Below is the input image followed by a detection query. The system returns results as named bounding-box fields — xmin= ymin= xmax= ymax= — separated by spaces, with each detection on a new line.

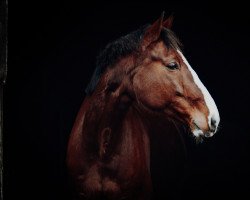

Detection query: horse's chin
xmin=191 ymin=126 xmax=204 ymax=143
xmin=190 ymin=122 xmax=216 ymax=143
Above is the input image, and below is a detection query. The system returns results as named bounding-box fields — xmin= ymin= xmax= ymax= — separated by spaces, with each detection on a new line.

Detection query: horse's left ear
xmin=163 ymin=15 xmax=174 ymax=29
xmin=141 ymin=12 xmax=164 ymax=51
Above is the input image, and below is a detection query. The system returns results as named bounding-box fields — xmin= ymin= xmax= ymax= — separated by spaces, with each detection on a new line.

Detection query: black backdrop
xmin=6 ymin=1 xmax=250 ymax=200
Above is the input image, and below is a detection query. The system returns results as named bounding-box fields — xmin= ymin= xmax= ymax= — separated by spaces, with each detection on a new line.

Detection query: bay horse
xmin=67 ymin=13 xmax=220 ymax=200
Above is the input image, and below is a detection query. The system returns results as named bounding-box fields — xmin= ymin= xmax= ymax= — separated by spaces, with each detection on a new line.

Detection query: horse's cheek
xmin=133 ymin=69 xmax=167 ymax=108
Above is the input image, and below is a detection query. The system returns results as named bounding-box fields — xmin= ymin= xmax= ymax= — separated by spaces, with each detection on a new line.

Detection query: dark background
xmin=5 ymin=1 xmax=250 ymax=199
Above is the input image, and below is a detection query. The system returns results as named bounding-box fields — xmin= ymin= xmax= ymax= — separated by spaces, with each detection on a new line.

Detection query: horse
xmin=66 ymin=13 xmax=220 ymax=200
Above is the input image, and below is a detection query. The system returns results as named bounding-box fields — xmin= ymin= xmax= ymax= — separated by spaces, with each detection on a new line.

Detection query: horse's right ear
xmin=141 ymin=13 xmax=164 ymax=51
xmin=163 ymin=15 xmax=174 ymax=29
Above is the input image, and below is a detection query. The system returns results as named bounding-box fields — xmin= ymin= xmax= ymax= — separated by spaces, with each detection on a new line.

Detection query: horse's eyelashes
xmin=166 ymin=62 xmax=179 ymax=70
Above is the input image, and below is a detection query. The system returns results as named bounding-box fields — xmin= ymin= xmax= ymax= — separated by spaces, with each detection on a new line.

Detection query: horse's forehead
xmin=151 ymin=41 xmax=167 ymax=54
xmin=150 ymin=41 xmax=177 ymax=59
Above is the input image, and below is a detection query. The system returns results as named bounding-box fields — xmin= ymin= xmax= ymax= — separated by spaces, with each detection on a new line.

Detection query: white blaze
xmin=177 ymin=50 xmax=220 ymax=133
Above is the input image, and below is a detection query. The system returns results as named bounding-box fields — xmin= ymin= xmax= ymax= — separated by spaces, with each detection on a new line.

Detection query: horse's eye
xmin=166 ymin=62 xmax=179 ymax=70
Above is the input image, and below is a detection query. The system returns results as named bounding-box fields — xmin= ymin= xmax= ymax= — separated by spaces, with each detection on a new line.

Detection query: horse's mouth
xmin=192 ymin=122 xmax=215 ymax=139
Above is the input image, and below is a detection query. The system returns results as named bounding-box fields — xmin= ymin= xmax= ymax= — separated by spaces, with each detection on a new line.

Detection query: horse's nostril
xmin=210 ymin=127 xmax=216 ymax=133
xmin=211 ymin=118 xmax=216 ymax=127
xmin=210 ymin=118 xmax=217 ymax=132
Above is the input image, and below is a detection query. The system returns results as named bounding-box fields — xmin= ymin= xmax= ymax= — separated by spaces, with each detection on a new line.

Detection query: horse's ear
xmin=141 ymin=12 xmax=164 ymax=51
xmin=163 ymin=15 xmax=174 ymax=29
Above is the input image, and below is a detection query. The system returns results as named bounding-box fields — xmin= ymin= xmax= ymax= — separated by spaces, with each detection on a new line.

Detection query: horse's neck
xmin=72 ymin=94 xmax=149 ymax=154
xmin=76 ymin=94 xmax=185 ymax=164
xmin=119 ymin=107 xmax=151 ymax=170
xmin=88 ymin=94 xmax=151 ymax=167
xmin=69 ymin=91 xmax=186 ymax=172
xmin=83 ymin=96 xmax=152 ymax=187
xmin=67 ymin=95 xmax=186 ymax=199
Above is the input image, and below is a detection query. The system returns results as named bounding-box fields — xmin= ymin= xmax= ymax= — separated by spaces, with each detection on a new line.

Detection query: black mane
xmin=85 ymin=25 xmax=181 ymax=95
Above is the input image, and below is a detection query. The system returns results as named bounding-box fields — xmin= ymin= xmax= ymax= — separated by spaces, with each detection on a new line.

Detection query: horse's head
xmin=86 ymin=13 xmax=220 ymax=139
xmin=131 ymin=14 xmax=220 ymax=138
